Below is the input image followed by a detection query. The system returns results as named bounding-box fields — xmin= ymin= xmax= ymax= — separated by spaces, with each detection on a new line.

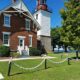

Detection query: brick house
xmin=0 ymin=0 xmax=40 ymax=55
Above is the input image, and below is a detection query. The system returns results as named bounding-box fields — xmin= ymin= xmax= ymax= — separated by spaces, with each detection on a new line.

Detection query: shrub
xmin=11 ymin=52 xmax=20 ymax=58
xmin=29 ymin=47 xmax=41 ymax=56
xmin=0 ymin=45 xmax=10 ymax=57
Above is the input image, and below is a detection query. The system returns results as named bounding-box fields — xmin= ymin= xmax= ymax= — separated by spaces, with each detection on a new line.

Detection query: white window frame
xmin=19 ymin=38 xmax=24 ymax=47
xmin=18 ymin=36 xmax=26 ymax=47
xmin=29 ymin=35 xmax=33 ymax=47
xmin=4 ymin=14 xmax=11 ymax=27
xmin=18 ymin=36 xmax=26 ymax=39
xmin=25 ymin=19 xmax=30 ymax=31
xmin=3 ymin=32 xmax=10 ymax=46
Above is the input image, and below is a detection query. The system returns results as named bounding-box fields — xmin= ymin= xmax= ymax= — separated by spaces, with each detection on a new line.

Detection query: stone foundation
xmin=37 ymin=35 xmax=52 ymax=53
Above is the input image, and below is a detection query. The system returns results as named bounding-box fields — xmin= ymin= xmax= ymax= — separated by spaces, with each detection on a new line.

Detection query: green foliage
xmin=10 ymin=52 xmax=20 ymax=58
xmin=29 ymin=47 xmax=41 ymax=56
xmin=51 ymin=27 xmax=63 ymax=50
xmin=60 ymin=0 xmax=80 ymax=50
xmin=0 ymin=45 xmax=10 ymax=57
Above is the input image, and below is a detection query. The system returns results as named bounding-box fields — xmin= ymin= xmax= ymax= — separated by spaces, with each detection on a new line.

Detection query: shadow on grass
xmin=9 ymin=67 xmax=50 ymax=76
xmin=9 ymin=72 xmax=23 ymax=76
xmin=70 ymin=57 xmax=80 ymax=59
xmin=54 ymin=52 xmax=64 ymax=54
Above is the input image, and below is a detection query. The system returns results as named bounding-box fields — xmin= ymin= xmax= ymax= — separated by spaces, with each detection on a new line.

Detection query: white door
xmin=18 ymin=36 xmax=26 ymax=55
xmin=19 ymin=38 xmax=24 ymax=48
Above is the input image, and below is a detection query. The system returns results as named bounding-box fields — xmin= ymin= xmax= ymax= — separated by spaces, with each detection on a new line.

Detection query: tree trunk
xmin=64 ymin=45 xmax=67 ymax=52
xmin=76 ymin=50 xmax=79 ymax=59
xmin=52 ymin=46 xmax=54 ymax=51
xmin=58 ymin=46 xmax=59 ymax=52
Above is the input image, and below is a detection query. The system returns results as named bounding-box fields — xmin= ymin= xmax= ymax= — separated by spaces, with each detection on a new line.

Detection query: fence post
xmin=45 ymin=59 xmax=47 ymax=69
xmin=61 ymin=54 xmax=63 ymax=59
xmin=68 ymin=58 xmax=70 ymax=65
xmin=8 ymin=61 xmax=12 ymax=76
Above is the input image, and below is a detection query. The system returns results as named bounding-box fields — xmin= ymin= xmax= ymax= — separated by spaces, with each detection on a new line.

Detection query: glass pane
xmin=5 ymin=21 xmax=10 ymax=25
xmin=26 ymin=20 xmax=30 ymax=30
xmin=4 ymin=40 xmax=8 ymax=44
xmin=20 ymin=39 xmax=23 ymax=46
xmin=5 ymin=16 xmax=9 ymax=20
xmin=4 ymin=34 xmax=8 ymax=39
xmin=29 ymin=37 xmax=32 ymax=46
xmin=4 ymin=16 xmax=10 ymax=26
xmin=3 ymin=34 xmax=9 ymax=44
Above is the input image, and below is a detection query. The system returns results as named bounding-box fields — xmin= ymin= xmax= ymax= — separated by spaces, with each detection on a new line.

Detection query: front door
xmin=19 ymin=38 xmax=24 ymax=48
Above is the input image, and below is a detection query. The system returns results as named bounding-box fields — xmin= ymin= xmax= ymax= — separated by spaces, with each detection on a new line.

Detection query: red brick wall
xmin=0 ymin=7 xmax=37 ymax=51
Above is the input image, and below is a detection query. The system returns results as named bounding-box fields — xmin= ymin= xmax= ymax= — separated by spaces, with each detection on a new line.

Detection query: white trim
xmin=3 ymin=32 xmax=10 ymax=46
xmin=25 ymin=19 xmax=31 ymax=21
xmin=29 ymin=35 xmax=33 ymax=37
xmin=29 ymin=35 xmax=33 ymax=47
xmin=4 ymin=13 xmax=11 ymax=27
xmin=2 ymin=32 xmax=11 ymax=35
xmin=4 ymin=13 xmax=11 ymax=17
xmin=18 ymin=36 xmax=26 ymax=39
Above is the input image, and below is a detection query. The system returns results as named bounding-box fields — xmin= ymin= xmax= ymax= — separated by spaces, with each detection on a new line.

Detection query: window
xmin=19 ymin=39 xmax=24 ymax=47
xmin=4 ymin=14 xmax=11 ymax=27
xmin=29 ymin=35 xmax=33 ymax=47
xmin=40 ymin=0 xmax=46 ymax=4
xmin=18 ymin=36 xmax=25 ymax=47
xmin=36 ymin=14 xmax=38 ymax=20
xmin=25 ymin=19 xmax=30 ymax=30
xmin=3 ymin=32 xmax=10 ymax=46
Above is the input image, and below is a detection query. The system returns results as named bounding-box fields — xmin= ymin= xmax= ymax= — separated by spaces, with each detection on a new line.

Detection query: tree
xmin=51 ymin=27 xmax=63 ymax=51
xmin=60 ymin=0 xmax=80 ymax=57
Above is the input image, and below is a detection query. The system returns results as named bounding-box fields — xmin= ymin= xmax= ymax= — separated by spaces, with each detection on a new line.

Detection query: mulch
xmin=0 ymin=57 xmax=11 ymax=60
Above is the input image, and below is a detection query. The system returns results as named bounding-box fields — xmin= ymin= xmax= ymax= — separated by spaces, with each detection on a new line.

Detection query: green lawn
xmin=0 ymin=53 xmax=80 ymax=80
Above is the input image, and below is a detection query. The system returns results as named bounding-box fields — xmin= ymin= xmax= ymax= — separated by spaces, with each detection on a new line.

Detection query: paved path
xmin=0 ymin=73 xmax=4 ymax=80
xmin=0 ymin=56 xmax=55 ymax=62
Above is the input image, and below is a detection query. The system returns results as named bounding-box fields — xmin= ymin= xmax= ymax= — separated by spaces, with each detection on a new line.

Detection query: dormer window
xmin=4 ymin=14 xmax=11 ymax=27
xmin=25 ymin=19 xmax=30 ymax=31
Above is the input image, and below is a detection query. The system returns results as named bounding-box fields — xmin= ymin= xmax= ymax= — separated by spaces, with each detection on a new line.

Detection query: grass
xmin=0 ymin=53 xmax=80 ymax=80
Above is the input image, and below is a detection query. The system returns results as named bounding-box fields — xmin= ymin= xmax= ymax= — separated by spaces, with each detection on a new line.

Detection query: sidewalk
xmin=0 ymin=56 xmax=55 ymax=62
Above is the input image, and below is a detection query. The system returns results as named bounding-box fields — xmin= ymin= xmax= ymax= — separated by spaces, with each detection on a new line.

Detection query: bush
xmin=0 ymin=45 xmax=10 ymax=57
xmin=11 ymin=52 xmax=20 ymax=58
xmin=29 ymin=47 xmax=41 ymax=56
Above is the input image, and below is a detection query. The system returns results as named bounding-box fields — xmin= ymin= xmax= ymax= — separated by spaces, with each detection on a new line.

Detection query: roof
xmin=0 ymin=0 xmax=40 ymax=30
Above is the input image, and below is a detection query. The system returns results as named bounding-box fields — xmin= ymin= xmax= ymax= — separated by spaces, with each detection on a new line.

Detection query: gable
xmin=0 ymin=0 xmax=40 ymax=30
xmin=12 ymin=0 xmax=28 ymax=12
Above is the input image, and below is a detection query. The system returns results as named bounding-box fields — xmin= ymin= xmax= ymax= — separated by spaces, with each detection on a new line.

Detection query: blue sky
xmin=0 ymin=0 xmax=65 ymax=28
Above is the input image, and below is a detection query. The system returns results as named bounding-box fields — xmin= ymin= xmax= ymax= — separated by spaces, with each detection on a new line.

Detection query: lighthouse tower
xmin=34 ymin=0 xmax=52 ymax=52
